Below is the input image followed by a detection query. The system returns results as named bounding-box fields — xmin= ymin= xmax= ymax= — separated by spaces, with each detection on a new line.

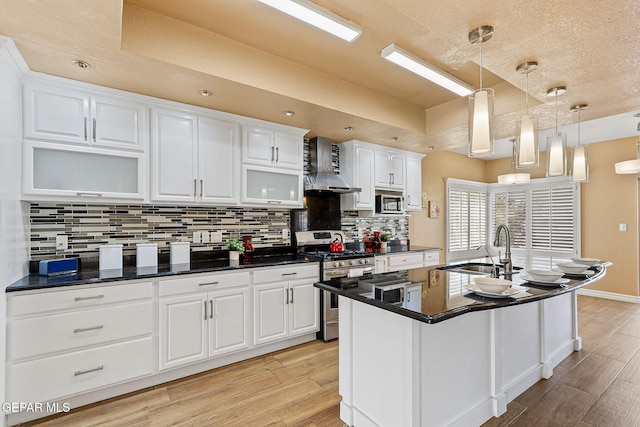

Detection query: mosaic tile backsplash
xmin=341 ymin=211 xmax=409 ymax=242
xmin=30 ymin=203 xmax=291 ymax=261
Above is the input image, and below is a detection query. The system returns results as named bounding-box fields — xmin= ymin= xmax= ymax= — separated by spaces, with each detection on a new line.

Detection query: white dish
xmin=526 ymin=269 xmax=564 ymax=282
xmin=464 ymin=284 xmax=520 ymax=298
xmin=556 ymin=262 xmax=590 ymax=274
xmin=473 ymin=277 xmax=512 ymax=293
xmin=570 ymin=257 xmax=600 ymax=266
xmin=552 ymin=268 xmax=593 ymax=277
xmin=520 ymin=273 xmax=571 ymax=287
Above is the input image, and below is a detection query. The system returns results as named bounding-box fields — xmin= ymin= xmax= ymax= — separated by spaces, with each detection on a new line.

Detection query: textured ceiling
xmin=0 ymin=0 xmax=639 ymax=157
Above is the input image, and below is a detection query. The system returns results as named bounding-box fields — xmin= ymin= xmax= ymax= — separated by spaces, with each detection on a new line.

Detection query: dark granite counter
xmin=315 ymin=263 xmax=608 ymax=324
xmin=8 ymin=249 xmax=314 ymax=292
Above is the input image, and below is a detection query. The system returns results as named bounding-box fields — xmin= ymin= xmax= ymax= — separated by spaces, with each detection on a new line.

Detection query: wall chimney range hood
xmin=304 ymin=137 xmax=361 ymax=193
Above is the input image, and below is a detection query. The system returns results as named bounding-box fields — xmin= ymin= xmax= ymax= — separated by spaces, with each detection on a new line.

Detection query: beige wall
xmin=410 ymin=137 xmax=640 ymax=297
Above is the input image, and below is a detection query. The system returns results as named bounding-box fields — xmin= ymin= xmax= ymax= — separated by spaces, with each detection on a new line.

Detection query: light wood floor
xmin=21 ymin=295 xmax=640 ymax=427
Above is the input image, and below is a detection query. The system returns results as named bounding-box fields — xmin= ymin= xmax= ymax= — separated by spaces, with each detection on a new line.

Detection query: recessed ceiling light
xmin=199 ymin=90 xmax=213 ymax=97
xmin=428 ymin=145 xmax=436 ymax=150
xmin=256 ymin=0 xmax=361 ymax=42
xmin=283 ymin=110 xmax=295 ymax=116
xmin=344 ymin=126 xmax=353 ymax=131
xmin=391 ymin=137 xmax=399 ymax=141
xmin=72 ymin=59 xmax=91 ymax=69
xmin=381 ymin=44 xmax=473 ymax=96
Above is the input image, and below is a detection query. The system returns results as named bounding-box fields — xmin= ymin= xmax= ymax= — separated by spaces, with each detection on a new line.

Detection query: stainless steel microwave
xmin=375 ymin=193 xmax=404 ymax=214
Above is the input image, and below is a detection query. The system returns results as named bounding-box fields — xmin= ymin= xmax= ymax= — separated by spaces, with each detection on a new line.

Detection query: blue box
xmin=39 ymin=258 xmax=78 ymax=276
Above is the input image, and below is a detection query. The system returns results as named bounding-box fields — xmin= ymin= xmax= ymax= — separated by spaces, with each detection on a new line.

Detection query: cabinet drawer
xmin=388 ymin=253 xmax=424 ymax=268
xmin=423 ymin=251 xmax=440 ymax=266
xmin=253 ymin=263 xmax=319 ymax=285
xmin=8 ymin=282 xmax=152 ymax=317
xmin=8 ymin=337 xmax=152 ymax=403
xmin=8 ymin=301 xmax=152 ymax=361
xmin=159 ymin=271 xmax=250 ymax=297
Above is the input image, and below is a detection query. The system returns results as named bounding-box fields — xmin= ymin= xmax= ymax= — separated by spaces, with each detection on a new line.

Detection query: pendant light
xmin=570 ymin=104 xmax=588 ymax=182
xmin=516 ymin=62 xmax=539 ymax=168
xmin=468 ymin=25 xmax=494 ymax=158
xmin=498 ymin=138 xmax=531 ymax=184
xmin=615 ymin=114 xmax=640 ymax=174
xmin=546 ymin=86 xmax=567 ymax=176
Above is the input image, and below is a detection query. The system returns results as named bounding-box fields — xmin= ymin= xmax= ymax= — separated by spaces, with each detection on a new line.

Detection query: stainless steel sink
xmin=437 ymin=262 xmax=522 ymax=276
xmin=456 ymin=264 xmax=498 ymax=274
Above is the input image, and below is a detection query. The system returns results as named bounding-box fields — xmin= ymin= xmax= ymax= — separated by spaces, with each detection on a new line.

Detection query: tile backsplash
xmin=30 ymin=203 xmax=291 ymax=261
xmin=341 ymin=211 xmax=409 ymax=242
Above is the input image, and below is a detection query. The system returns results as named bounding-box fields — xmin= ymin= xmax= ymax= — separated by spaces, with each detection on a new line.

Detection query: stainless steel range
xmin=296 ymin=230 xmax=375 ymax=341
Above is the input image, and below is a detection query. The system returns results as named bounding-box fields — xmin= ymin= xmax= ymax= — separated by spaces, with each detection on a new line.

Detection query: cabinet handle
xmin=267 ymin=200 xmax=282 ymax=204
xmin=282 ymin=272 xmax=297 ymax=276
xmin=290 ymin=288 xmax=294 ymax=304
xmin=74 ymin=325 xmax=104 ymax=333
xmin=92 ymin=118 xmax=96 ymax=142
xmin=200 ymin=179 xmax=203 ymax=197
xmin=84 ymin=117 xmax=88 ymax=141
xmin=75 ymin=294 xmax=104 ymax=301
xmin=391 ymin=172 xmax=395 ymax=184
xmin=76 ymin=192 xmax=103 ymax=197
xmin=199 ymin=281 xmax=219 ymax=286
xmin=407 ymin=195 xmax=410 ymax=206
xmin=204 ymin=300 xmax=208 ymax=320
xmin=285 ymin=289 xmax=289 ymax=305
xmin=74 ymin=365 xmax=104 ymax=376
xmin=271 ymin=146 xmax=275 ymax=162
xmin=210 ymin=300 xmax=213 ymax=319
xmin=276 ymin=146 xmax=279 ymax=163
xmin=194 ymin=179 xmax=197 ymax=196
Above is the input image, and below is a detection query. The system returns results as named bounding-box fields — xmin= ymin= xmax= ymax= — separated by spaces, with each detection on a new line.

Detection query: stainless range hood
xmin=304 ymin=137 xmax=361 ymax=193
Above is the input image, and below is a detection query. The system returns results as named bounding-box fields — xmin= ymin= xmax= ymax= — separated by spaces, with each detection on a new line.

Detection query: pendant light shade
xmin=468 ymin=25 xmax=494 ymax=158
xmin=516 ymin=62 xmax=539 ymax=168
xmin=570 ymin=104 xmax=589 ymax=182
xmin=546 ymin=86 xmax=567 ymax=177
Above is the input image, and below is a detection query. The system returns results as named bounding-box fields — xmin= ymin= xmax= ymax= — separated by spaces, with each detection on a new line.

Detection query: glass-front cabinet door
xmin=242 ymin=166 xmax=303 ymax=207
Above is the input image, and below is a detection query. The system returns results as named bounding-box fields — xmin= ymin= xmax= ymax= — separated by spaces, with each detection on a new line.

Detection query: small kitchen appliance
xmin=375 ymin=193 xmax=405 ymax=214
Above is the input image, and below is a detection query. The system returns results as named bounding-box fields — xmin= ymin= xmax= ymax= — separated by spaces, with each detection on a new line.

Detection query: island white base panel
xmin=338 ymin=292 xmax=579 ymax=427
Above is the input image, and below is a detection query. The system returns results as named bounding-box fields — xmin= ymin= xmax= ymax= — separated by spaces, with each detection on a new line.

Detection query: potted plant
xmin=379 ymin=233 xmax=391 ymax=250
xmin=226 ymin=238 xmax=244 ymax=261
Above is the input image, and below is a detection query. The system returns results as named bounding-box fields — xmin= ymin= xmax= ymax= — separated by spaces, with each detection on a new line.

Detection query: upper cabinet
xmin=24 ymin=82 xmax=146 ymax=151
xmin=375 ymin=149 xmax=406 ymax=190
xmin=150 ymin=108 xmax=240 ymax=205
xmin=339 ymin=140 xmax=375 ymax=211
xmin=242 ymin=126 xmax=303 ymax=170
xmin=339 ymin=139 xmax=424 ymax=213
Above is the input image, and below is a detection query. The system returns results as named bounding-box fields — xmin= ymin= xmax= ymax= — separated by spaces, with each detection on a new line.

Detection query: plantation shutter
xmin=531 ymin=185 xmax=575 ymax=253
xmin=491 ymin=190 xmax=526 ymax=249
xmin=446 ymin=179 xmax=487 ymax=261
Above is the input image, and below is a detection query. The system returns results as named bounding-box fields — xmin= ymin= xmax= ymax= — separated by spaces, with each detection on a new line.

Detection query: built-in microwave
xmin=375 ymin=193 xmax=404 ymax=214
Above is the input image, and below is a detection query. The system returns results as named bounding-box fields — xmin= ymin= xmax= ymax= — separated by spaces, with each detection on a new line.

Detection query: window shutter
xmin=447 ymin=185 xmax=486 ymax=254
xmin=531 ymin=185 xmax=575 ymax=253
xmin=491 ymin=190 xmax=526 ymax=249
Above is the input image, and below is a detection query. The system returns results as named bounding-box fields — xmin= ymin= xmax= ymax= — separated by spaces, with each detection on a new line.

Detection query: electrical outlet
xmin=210 ymin=231 xmax=222 ymax=243
xmin=192 ymin=231 xmax=201 ymax=244
xmin=282 ymin=228 xmax=290 ymax=240
xmin=56 ymin=235 xmax=68 ymax=251
xmin=201 ymin=231 xmax=210 ymax=243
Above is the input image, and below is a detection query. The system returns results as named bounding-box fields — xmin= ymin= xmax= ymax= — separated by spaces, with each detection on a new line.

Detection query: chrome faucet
xmin=476 ymin=245 xmax=499 ymax=278
xmin=494 ymin=224 xmax=513 ymax=280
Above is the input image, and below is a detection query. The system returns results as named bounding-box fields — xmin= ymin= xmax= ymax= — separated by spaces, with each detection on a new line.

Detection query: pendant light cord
xmin=525 ymin=72 xmax=529 ymax=114
xmin=554 ymin=91 xmax=558 ymax=132
xmin=479 ymin=40 xmax=483 ymax=90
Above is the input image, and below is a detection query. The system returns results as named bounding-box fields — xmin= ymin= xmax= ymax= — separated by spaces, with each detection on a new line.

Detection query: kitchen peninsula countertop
xmin=315 ymin=262 xmax=608 ymax=324
xmin=8 ymin=249 xmax=313 ymax=292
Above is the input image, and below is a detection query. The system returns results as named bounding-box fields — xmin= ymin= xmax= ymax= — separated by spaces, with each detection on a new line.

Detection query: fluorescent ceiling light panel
xmin=381 ymin=44 xmax=473 ymax=96
xmin=256 ymin=0 xmax=362 ymax=42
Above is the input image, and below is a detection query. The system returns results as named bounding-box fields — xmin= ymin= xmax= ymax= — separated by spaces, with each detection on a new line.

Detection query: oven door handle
xmin=325 ymin=320 xmax=339 ymax=325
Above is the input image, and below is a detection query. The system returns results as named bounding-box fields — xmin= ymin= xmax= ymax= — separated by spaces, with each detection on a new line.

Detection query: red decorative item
xmin=241 ymin=236 xmax=254 ymax=264
xmin=329 ymin=234 xmax=344 ymax=253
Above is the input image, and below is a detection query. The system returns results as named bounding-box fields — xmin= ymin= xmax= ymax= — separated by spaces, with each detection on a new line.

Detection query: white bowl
xmin=473 ymin=277 xmax=512 ymax=293
xmin=556 ymin=262 xmax=590 ymax=274
xmin=526 ymin=269 xmax=564 ymax=282
xmin=570 ymin=257 xmax=600 ymax=266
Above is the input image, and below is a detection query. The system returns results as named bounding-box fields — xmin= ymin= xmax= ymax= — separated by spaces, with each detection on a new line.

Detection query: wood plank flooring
xmin=20 ymin=295 xmax=640 ymax=427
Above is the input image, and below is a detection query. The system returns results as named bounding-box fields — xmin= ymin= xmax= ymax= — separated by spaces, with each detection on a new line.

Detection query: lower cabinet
xmin=158 ymin=271 xmax=250 ymax=371
xmin=253 ymin=264 xmax=319 ymax=346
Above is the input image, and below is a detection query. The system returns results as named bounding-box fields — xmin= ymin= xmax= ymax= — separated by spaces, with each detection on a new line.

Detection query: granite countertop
xmin=8 ymin=249 xmax=313 ymax=293
xmin=315 ymin=263 xmax=609 ymax=324
xmin=379 ymin=245 xmax=441 ymax=254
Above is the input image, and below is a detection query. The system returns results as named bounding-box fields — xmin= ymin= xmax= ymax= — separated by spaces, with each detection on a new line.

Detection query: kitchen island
xmin=315 ymin=263 xmax=608 ymax=427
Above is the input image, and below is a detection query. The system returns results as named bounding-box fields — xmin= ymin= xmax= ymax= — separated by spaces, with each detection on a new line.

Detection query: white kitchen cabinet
xmin=151 ymin=108 xmax=239 ymax=204
xmin=253 ymin=264 xmax=319 ymax=346
xmin=375 ymin=250 xmax=440 ymax=273
xmin=6 ymin=281 xmax=153 ymax=404
xmin=241 ymin=165 xmax=303 ymax=207
xmin=405 ymin=154 xmax=425 ymax=211
xmin=339 ymin=140 xmax=375 ymax=210
xmin=158 ymin=271 xmax=251 ymax=370
xmin=23 ymin=140 xmax=145 ymax=201
xmin=375 ymin=150 xmax=405 ymax=190
xmin=24 ymin=81 xmax=146 ymax=151
xmin=403 ymin=283 xmax=422 ymax=311
xmin=242 ymin=126 xmax=303 ymax=170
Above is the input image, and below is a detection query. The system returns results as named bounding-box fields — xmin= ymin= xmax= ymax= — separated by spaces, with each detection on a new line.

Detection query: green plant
xmin=379 ymin=233 xmax=391 ymax=242
xmin=226 ymin=238 xmax=244 ymax=253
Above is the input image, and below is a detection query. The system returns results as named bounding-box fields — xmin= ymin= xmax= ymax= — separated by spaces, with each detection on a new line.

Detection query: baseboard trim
xmin=578 ymin=288 xmax=640 ymax=303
